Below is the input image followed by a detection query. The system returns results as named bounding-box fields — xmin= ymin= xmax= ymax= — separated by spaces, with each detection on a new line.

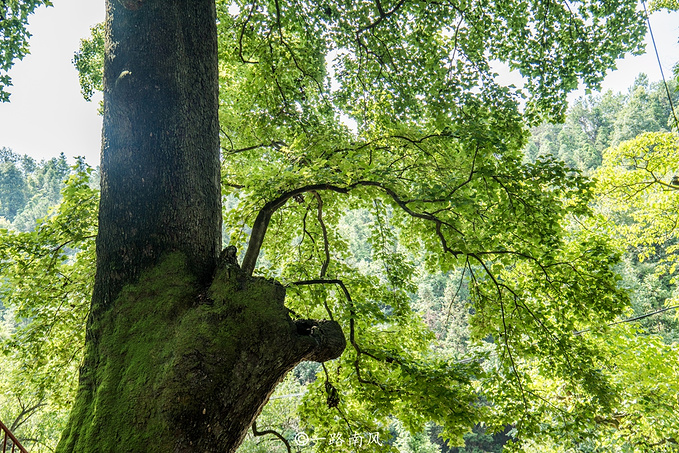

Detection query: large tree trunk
xmin=95 ymin=0 xmax=221 ymax=301
xmin=56 ymin=1 xmax=345 ymax=451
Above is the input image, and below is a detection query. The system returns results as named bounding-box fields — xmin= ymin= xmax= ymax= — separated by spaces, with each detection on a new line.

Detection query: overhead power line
xmin=643 ymin=1 xmax=679 ymax=130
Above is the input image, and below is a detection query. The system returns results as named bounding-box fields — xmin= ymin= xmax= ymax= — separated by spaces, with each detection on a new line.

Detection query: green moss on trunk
xmin=57 ymin=253 xmax=345 ymax=452
xmin=57 ymin=253 xmax=198 ymax=452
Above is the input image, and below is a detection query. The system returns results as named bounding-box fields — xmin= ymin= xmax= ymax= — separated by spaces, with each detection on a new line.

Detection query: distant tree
xmin=394 ymin=422 xmax=441 ymax=453
xmin=585 ymin=131 xmax=679 ymax=449
xmin=523 ymin=122 xmax=562 ymax=163
xmin=557 ymin=92 xmax=625 ymax=171
xmin=7 ymin=153 xmax=71 ymax=232
xmin=0 ymin=147 xmax=19 ymax=163
xmin=617 ymin=256 xmax=679 ymax=343
xmin=525 ymin=76 xmax=677 ymax=172
xmin=0 ymin=166 xmax=97 ymax=452
xmin=610 ymin=75 xmax=676 ymax=145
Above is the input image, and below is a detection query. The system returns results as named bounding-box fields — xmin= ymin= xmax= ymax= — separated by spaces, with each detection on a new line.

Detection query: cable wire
xmin=643 ymin=1 xmax=679 ymax=130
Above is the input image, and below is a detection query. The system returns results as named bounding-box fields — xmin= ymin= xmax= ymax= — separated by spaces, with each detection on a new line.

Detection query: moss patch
xmin=57 ymin=255 xmax=306 ymax=452
xmin=57 ymin=252 xmax=199 ymax=452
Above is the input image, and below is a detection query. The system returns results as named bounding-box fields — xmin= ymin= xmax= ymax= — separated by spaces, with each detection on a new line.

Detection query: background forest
xmin=1 ymin=70 xmax=679 ymax=452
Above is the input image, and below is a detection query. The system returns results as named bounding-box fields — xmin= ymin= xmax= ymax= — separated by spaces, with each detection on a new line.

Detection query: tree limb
xmin=251 ymin=421 xmax=291 ymax=453
xmin=241 ymin=184 xmax=350 ymax=276
xmin=241 ymin=179 xmax=469 ymax=276
xmin=359 ymin=0 xmax=408 ymax=34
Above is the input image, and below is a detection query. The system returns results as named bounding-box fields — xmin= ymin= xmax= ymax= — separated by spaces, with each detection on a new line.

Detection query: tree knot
xmin=218 ymin=245 xmax=239 ymax=269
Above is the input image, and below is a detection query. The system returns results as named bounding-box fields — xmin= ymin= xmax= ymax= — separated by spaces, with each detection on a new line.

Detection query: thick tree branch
xmin=290 ymin=279 xmax=390 ymax=389
xmin=241 ymin=184 xmax=350 ymax=276
xmin=241 ymin=179 xmax=469 ymax=276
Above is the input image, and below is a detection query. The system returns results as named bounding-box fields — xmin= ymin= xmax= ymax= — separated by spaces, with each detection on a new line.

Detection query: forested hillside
xmin=1 ymin=69 xmax=679 ymax=451
xmin=523 ymin=74 xmax=679 ymax=350
xmin=526 ymin=75 xmax=679 ymax=173
xmin=0 ymin=149 xmax=72 ymax=231
xmin=0 ymin=152 xmax=95 ymax=451
xmin=525 ymin=76 xmax=679 ymax=344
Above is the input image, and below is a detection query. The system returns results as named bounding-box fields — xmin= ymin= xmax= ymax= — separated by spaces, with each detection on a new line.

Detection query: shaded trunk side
xmin=95 ymin=0 xmax=221 ymax=311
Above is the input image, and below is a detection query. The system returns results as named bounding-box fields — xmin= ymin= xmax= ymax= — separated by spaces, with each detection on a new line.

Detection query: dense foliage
xmin=2 ymin=0 xmax=679 ymax=452
xmin=0 ymin=161 xmax=96 ymax=452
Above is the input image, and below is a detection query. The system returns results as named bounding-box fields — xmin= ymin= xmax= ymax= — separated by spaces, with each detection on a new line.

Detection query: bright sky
xmin=0 ymin=0 xmax=104 ymax=165
xmin=0 ymin=3 xmax=677 ymax=165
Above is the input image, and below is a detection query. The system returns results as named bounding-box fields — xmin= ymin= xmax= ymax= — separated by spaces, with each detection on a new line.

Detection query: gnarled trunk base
xmin=57 ymin=253 xmax=345 ymax=452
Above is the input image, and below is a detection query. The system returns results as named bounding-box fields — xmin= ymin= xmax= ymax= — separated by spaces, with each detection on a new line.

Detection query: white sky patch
xmin=0 ymin=4 xmax=677 ymax=165
xmin=339 ymin=113 xmax=358 ymax=134
xmin=0 ymin=0 xmax=104 ymax=165
xmin=228 ymin=2 xmax=240 ymax=17
xmin=492 ymin=60 xmax=526 ymax=91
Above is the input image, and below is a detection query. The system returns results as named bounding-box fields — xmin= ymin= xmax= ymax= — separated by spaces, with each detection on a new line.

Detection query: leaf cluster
xmin=596 ymin=132 xmax=679 ymax=275
xmin=72 ymin=22 xmax=104 ymax=104
xmin=0 ymin=165 xmax=97 ymax=451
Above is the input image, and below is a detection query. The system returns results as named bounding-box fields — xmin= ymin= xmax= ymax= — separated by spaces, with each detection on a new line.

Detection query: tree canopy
xmin=0 ymin=0 xmax=52 ymax=101
xmin=207 ymin=1 xmax=647 ymax=447
xmin=4 ymin=0 xmax=679 ymax=452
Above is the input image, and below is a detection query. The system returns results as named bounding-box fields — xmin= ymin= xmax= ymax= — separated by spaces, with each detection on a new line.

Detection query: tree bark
xmin=57 ymin=254 xmax=344 ymax=452
xmin=95 ymin=0 xmax=221 ymax=305
xmin=56 ymin=1 xmax=345 ymax=451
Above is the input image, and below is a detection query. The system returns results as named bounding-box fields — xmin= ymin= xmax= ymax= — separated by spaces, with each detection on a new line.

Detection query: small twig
xmin=251 ymin=421 xmax=291 ymax=453
xmin=313 ymin=192 xmax=330 ymax=279
xmin=444 ymin=258 xmax=468 ymax=325
xmin=289 ymin=279 xmax=338 ymax=321
xmin=238 ymin=0 xmax=259 ymax=64
xmin=11 ymin=398 xmax=46 ymax=433
xmin=468 ymin=253 xmax=529 ymax=411
xmin=358 ymin=0 xmax=408 ymax=33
